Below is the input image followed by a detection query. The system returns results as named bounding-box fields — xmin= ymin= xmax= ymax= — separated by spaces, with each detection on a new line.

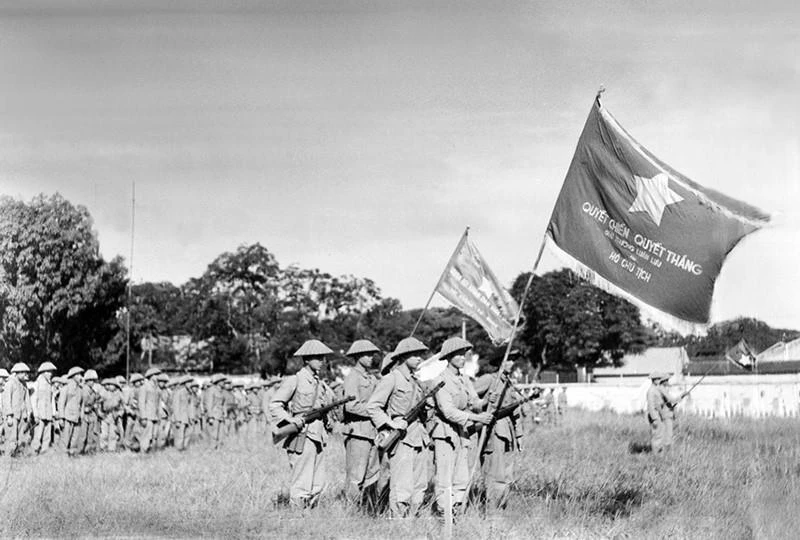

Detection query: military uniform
xmin=58 ymin=370 xmax=85 ymax=456
xmin=138 ymin=372 xmax=161 ymax=452
xmin=99 ymin=381 xmax=124 ymax=451
xmin=270 ymin=364 xmax=336 ymax=507
xmin=3 ymin=366 xmax=31 ymax=456
xmin=474 ymin=372 xmax=520 ymax=508
xmin=342 ymin=362 xmax=379 ymax=499
xmin=171 ymin=379 xmax=191 ymax=450
xmin=31 ymin=369 xmax=56 ymax=454
xmin=646 ymin=373 xmax=676 ymax=453
xmin=366 ymin=362 xmax=430 ymax=517
xmin=203 ymin=376 xmax=226 ymax=449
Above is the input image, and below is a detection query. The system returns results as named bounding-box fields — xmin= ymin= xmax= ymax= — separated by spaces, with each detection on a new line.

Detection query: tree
xmin=510 ymin=269 xmax=653 ymax=373
xmin=0 ymin=194 xmax=127 ymax=369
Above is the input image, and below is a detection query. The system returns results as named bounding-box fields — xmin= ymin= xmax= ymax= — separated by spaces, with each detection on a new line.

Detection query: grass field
xmin=1 ymin=410 xmax=799 ymax=539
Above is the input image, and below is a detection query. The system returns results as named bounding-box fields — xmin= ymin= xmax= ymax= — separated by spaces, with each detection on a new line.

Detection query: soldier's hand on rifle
xmin=387 ymin=418 xmax=407 ymax=431
xmin=471 ymin=412 xmax=493 ymax=425
xmin=289 ymin=416 xmax=305 ymax=428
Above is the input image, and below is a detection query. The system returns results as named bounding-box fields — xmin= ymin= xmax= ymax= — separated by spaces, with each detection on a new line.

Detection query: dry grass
xmin=1 ymin=410 xmax=799 ymax=539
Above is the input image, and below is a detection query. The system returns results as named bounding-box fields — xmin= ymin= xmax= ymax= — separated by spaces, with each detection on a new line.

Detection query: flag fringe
xmin=537 ymin=236 xmax=709 ymax=337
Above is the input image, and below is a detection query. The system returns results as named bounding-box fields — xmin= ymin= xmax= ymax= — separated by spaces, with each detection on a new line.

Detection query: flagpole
xmin=409 ymin=227 xmax=470 ymax=338
xmin=126 ymin=180 xmax=135 ymax=381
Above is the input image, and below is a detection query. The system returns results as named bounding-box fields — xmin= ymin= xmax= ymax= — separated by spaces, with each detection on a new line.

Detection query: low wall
xmin=519 ymin=374 xmax=800 ymax=418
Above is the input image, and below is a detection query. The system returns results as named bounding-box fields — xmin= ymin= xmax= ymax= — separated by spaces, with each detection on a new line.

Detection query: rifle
xmin=272 ymin=396 xmax=354 ymax=444
xmin=375 ymin=381 xmax=444 ymax=454
xmin=467 ymin=387 xmax=542 ymax=435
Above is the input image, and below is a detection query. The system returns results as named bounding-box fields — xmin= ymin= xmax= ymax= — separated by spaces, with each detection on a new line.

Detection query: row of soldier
xmin=0 ymin=363 xmax=280 ymax=456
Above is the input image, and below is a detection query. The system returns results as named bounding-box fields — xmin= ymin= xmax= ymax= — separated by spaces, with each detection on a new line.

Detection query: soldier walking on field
xmin=431 ymin=338 xmax=491 ymax=516
xmin=58 ymin=367 xmax=85 ymax=457
xmin=366 ymin=337 xmax=432 ymax=518
xmin=341 ymin=339 xmax=381 ymax=504
xmin=31 ymin=362 xmax=57 ymax=455
xmin=270 ymin=339 xmax=338 ymax=508
xmin=3 ymin=363 xmax=32 ymax=457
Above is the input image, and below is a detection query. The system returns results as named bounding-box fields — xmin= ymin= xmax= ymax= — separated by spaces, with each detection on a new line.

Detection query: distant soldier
xmin=156 ymin=373 xmax=172 ymax=448
xmin=259 ymin=378 xmax=279 ymax=431
xmin=270 ymin=339 xmax=338 ymax=508
xmin=51 ymin=376 xmax=65 ymax=448
xmin=59 ymin=367 xmax=85 ymax=456
xmin=473 ymin=350 xmax=523 ymax=509
xmin=204 ymin=374 xmax=226 ymax=449
xmin=138 ymin=368 xmax=162 ymax=453
xmin=31 ymin=362 xmax=57 ymax=454
xmin=221 ymin=379 xmax=236 ymax=437
xmin=646 ymin=372 xmax=677 ymax=453
xmin=3 ymin=363 xmax=32 ymax=456
xmin=341 ymin=339 xmax=381 ymax=503
xmin=431 ymin=338 xmax=491 ymax=515
xmin=366 ymin=337 xmax=432 ymax=518
xmin=78 ymin=369 xmax=101 ymax=454
xmin=188 ymin=380 xmax=202 ymax=443
xmin=171 ymin=376 xmax=192 ymax=451
xmin=99 ymin=378 xmax=124 ymax=452
xmin=245 ymin=383 xmax=263 ymax=439
xmin=123 ymin=373 xmax=144 ymax=450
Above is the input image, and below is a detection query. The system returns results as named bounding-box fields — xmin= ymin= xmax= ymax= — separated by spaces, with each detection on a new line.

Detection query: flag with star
xmin=541 ymin=97 xmax=771 ymax=334
xmin=435 ymin=228 xmax=520 ymax=344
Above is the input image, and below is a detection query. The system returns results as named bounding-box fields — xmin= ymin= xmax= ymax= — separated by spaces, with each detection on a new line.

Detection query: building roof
xmin=756 ymin=337 xmax=800 ymax=363
xmin=593 ymin=347 xmax=688 ymax=377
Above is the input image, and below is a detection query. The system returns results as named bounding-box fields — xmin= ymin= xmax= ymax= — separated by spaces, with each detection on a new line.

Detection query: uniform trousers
xmin=31 ymin=419 xmax=53 ymax=454
xmin=173 ymin=422 xmax=188 ymax=450
xmin=483 ymin=434 xmax=515 ymax=508
xmin=207 ymin=418 xmax=224 ymax=449
xmin=344 ymin=436 xmax=379 ymax=499
xmin=388 ymin=442 xmax=428 ymax=517
xmin=433 ymin=437 xmax=470 ymax=512
xmin=4 ymin=418 xmax=23 ymax=456
xmin=62 ymin=420 xmax=82 ymax=456
xmin=649 ymin=419 xmax=665 ymax=453
xmin=99 ymin=417 xmax=120 ymax=451
xmin=287 ymin=438 xmax=326 ymax=507
xmin=139 ymin=419 xmax=158 ymax=453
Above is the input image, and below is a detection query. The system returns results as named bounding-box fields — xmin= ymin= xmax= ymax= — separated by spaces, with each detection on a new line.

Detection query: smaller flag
xmin=435 ymin=229 xmax=520 ymax=345
xmin=725 ymin=339 xmax=757 ymax=370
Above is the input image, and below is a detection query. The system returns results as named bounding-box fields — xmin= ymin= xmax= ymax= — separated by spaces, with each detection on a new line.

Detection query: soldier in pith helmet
xmin=342 ymin=339 xmax=382 ymax=504
xmin=3 ymin=363 xmax=31 ymax=456
xmin=31 ymin=362 xmax=57 ymax=454
xmin=269 ymin=339 xmax=337 ymax=507
xmin=137 ymin=368 xmax=161 ymax=453
xmin=59 ymin=367 xmax=85 ymax=456
xmin=366 ymin=337 xmax=432 ymax=517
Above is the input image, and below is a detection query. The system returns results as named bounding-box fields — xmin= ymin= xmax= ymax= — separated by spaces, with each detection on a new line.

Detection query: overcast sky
xmin=1 ymin=0 xmax=798 ymax=330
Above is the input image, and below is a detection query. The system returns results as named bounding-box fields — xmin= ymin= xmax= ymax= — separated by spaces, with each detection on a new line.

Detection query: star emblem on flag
xmin=628 ymin=172 xmax=684 ymax=226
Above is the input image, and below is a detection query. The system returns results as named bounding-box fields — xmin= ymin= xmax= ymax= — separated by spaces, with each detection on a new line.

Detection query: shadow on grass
xmin=513 ymin=478 xmax=645 ymax=518
xmin=628 ymin=441 xmax=651 ymax=454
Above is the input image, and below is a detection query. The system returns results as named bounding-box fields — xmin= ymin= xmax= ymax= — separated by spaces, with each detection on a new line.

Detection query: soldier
xmin=221 ymin=379 xmax=236 ymax=437
xmin=99 ymin=378 xmax=124 ymax=452
xmin=51 ymin=375 xmax=65 ymax=448
xmin=58 ymin=367 xmax=85 ymax=457
xmin=245 ymin=382 xmax=263 ymax=439
xmin=188 ymin=380 xmax=202 ymax=444
xmin=123 ymin=373 xmax=144 ymax=450
xmin=646 ymin=372 xmax=677 ymax=453
xmin=430 ymin=338 xmax=491 ymax=515
xmin=76 ymin=369 xmax=101 ymax=454
xmin=3 ymin=362 xmax=32 ymax=456
xmin=259 ymin=378 xmax=279 ymax=432
xmin=473 ymin=350 xmax=522 ymax=509
xmin=203 ymin=374 xmax=226 ymax=449
xmin=269 ymin=339 xmax=337 ymax=508
xmin=156 ymin=373 xmax=172 ymax=449
xmin=658 ymin=373 xmax=679 ymax=451
xmin=366 ymin=337 xmax=432 ymax=518
xmin=31 ymin=361 xmax=57 ymax=455
xmin=341 ymin=339 xmax=381 ymax=503
xmin=171 ymin=375 xmax=192 ymax=451
xmin=138 ymin=367 xmax=161 ymax=453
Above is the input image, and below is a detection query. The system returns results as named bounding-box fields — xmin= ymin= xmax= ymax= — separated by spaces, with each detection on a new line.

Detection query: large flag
xmin=542 ymin=97 xmax=770 ymax=334
xmin=435 ymin=229 xmax=520 ymax=344
xmin=725 ymin=339 xmax=757 ymax=370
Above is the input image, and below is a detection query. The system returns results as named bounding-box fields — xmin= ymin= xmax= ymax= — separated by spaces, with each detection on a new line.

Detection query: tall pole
xmin=126 ymin=181 xmax=135 ymax=380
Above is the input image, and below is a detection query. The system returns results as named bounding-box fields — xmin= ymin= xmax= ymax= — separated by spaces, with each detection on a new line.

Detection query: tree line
xmin=1 ymin=194 xmax=795 ymax=377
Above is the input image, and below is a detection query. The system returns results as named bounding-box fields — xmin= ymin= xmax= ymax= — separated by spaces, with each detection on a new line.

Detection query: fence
xmin=519 ymin=373 xmax=800 ymax=418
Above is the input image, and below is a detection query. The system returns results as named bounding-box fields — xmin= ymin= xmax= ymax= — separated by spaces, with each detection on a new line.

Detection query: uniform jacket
xmin=171 ymin=386 xmax=190 ymax=424
xmin=342 ymin=363 xmax=378 ymax=440
xmin=269 ymin=367 xmax=335 ymax=445
xmin=3 ymin=376 xmax=30 ymax=420
xmin=138 ymin=379 xmax=160 ymax=421
xmin=474 ymin=372 xmax=518 ymax=444
xmin=646 ymin=383 xmax=670 ymax=423
xmin=204 ymin=385 xmax=225 ymax=420
xmin=32 ymin=374 xmax=54 ymax=421
xmin=247 ymin=392 xmax=262 ymax=415
xmin=101 ymin=389 xmax=123 ymax=419
xmin=59 ymin=379 xmax=84 ymax=423
xmin=366 ymin=363 xmax=430 ymax=449
xmin=82 ymin=384 xmax=100 ymax=420
xmin=431 ymin=366 xmax=480 ymax=445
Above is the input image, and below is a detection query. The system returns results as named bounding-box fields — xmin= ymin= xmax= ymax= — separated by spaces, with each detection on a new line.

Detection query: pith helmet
xmin=0 ymin=368 xmax=9 ymax=378
xmin=210 ymin=373 xmax=226 ymax=384
xmin=345 ymin=339 xmax=381 ymax=357
xmin=84 ymin=369 xmax=98 ymax=381
xmin=649 ymin=371 xmax=667 ymax=380
xmin=115 ymin=375 xmax=126 ymax=385
xmin=439 ymin=337 xmax=473 ymax=361
xmin=130 ymin=373 xmax=144 ymax=384
xmin=11 ymin=362 xmax=30 ymax=373
xmin=37 ymin=361 xmax=57 ymax=373
xmin=52 ymin=376 xmax=65 ymax=385
xmin=393 ymin=337 xmax=428 ymax=358
xmin=144 ymin=367 xmax=161 ymax=378
xmin=294 ymin=339 xmax=334 ymax=357
xmin=182 ymin=376 xmax=194 ymax=386
xmin=102 ymin=378 xmax=120 ymax=389
xmin=67 ymin=366 xmax=84 ymax=379
xmin=157 ymin=373 xmax=169 ymax=383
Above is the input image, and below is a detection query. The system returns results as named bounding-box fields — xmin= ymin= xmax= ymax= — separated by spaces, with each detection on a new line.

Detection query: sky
xmin=1 ymin=0 xmax=798 ymax=330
